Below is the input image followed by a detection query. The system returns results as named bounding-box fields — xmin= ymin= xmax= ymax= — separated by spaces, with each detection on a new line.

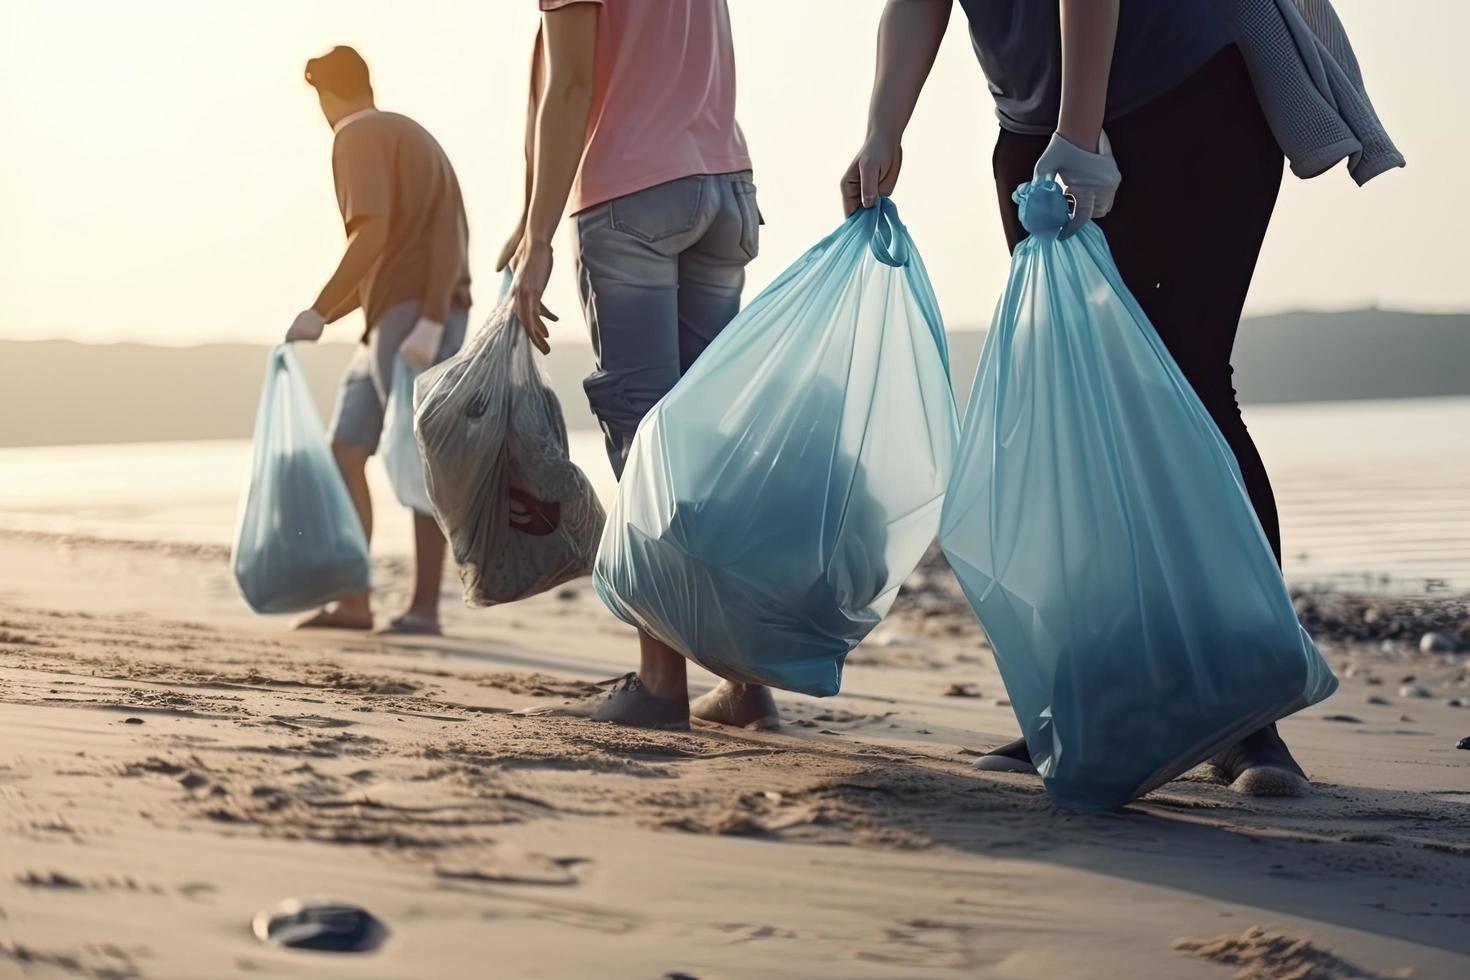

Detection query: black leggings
xmin=993 ymin=45 xmax=1285 ymax=564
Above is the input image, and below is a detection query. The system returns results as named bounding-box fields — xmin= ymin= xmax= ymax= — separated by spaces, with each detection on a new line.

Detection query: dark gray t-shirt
xmin=956 ymin=0 xmax=1231 ymax=135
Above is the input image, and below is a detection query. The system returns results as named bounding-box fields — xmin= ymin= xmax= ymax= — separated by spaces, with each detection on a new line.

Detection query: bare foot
xmin=1209 ymin=724 xmax=1310 ymax=798
xmin=690 ymin=680 xmax=780 ymax=730
xmin=292 ymin=603 xmax=374 ymax=632
xmin=373 ymin=611 xmax=442 ymax=637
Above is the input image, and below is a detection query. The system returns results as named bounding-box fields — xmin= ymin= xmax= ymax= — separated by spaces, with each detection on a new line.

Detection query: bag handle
xmin=1012 ymin=176 xmax=1071 ymax=237
xmin=866 ymin=197 xmax=910 ymax=268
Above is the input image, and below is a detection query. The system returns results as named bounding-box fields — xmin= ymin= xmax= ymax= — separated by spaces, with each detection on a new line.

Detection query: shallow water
xmin=0 ymin=397 xmax=1465 ymax=593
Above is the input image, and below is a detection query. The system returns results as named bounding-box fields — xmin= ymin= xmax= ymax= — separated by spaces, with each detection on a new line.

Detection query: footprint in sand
xmin=268 ymin=714 xmax=355 ymax=730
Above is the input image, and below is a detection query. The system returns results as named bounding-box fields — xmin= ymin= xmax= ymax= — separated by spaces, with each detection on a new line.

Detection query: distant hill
xmin=1 ymin=310 xmax=1466 ymax=448
xmin=0 ymin=338 xmax=601 ymax=449
xmin=942 ymin=309 xmax=1470 ymax=408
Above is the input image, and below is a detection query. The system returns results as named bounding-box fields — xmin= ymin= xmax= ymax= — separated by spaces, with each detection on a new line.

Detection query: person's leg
xmin=1101 ymin=49 xmax=1304 ymax=796
xmin=405 ymin=513 xmax=445 ymax=619
xmin=570 ymin=177 xmax=712 ymax=724
xmin=378 ymin=307 xmax=469 ymax=634
xmin=666 ymin=170 xmax=780 ymax=729
xmin=1100 ymin=46 xmax=1285 ymax=564
xmin=979 ymin=48 xmax=1305 ymax=792
xmin=295 ymin=346 xmax=382 ymax=630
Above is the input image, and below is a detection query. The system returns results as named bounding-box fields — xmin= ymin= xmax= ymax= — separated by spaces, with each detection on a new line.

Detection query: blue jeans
xmin=573 ymin=171 xmax=760 ymax=477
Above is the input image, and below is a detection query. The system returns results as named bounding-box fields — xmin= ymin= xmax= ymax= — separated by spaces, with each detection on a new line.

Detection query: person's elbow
xmin=543 ymin=70 xmax=594 ymax=114
xmin=348 ymin=216 xmax=389 ymax=257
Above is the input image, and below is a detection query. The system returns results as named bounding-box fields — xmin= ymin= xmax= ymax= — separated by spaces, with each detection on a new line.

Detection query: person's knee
xmin=331 ymin=442 xmax=372 ymax=477
xmin=583 ymin=370 xmax=668 ymax=449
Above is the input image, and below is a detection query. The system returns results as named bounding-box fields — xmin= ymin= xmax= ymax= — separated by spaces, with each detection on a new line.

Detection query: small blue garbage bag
xmin=232 ymin=345 xmax=371 ymax=614
xmin=939 ymin=179 xmax=1337 ymax=811
xmin=594 ymin=199 xmax=959 ymax=696
xmin=381 ymin=355 xmax=434 ymax=515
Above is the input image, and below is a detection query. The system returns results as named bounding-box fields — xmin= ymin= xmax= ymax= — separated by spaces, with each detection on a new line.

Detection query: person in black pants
xmin=842 ymin=0 xmax=1310 ymax=796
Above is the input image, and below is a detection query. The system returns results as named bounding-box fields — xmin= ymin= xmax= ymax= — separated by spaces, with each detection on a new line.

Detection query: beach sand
xmin=0 ymin=530 xmax=1466 ymax=979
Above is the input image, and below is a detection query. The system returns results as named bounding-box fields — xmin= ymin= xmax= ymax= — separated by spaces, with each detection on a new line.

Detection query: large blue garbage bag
xmin=594 ymin=199 xmax=959 ymax=696
xmin=233 ymin=345 xmax=371 ymax=614
xmin=939 ymin=179 xmax=1337 ymax=810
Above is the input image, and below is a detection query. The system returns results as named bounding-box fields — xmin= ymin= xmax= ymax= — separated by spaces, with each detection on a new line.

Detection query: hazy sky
xmin=1 ymin=1 xmax=1465 ymax=348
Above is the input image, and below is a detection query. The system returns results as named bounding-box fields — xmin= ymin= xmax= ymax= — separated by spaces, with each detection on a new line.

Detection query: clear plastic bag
xmin=939 ymin=179 xmax=1338 ymax=811
xmin=232 ymin=344 xmax=371 ymax=614
xmin=594 ymin=199 xmax=959 ymax=696
xmin=381 ymin=355 xmax=433 ymax=515
xmin=413 ymin=293 xmax=605 ymax=606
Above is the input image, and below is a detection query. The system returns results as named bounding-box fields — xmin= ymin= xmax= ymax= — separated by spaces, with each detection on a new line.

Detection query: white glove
xmin=285 ymin=308 xmax=326 ymax=343
xmin=398 ymin=317 xmax=444 ymax=370
xmin=1034 ymin=130 xmax=1121 ymax=239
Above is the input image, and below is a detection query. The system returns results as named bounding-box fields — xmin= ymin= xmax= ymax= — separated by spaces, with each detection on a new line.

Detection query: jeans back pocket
xmin=609 ymin=176 xmax=706 ymax=244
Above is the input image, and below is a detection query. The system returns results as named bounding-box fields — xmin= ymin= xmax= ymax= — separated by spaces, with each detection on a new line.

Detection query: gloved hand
xmin=1033 ymin=130 xmax=1121 ymax=239
xmin=399 ymin=317 xmax=445 ymax=370
xmin=285 ymin=308 xmax=326 ymax=343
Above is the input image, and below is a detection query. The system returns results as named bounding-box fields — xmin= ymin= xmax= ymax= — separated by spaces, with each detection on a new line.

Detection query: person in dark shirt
xmin=842 ymin=1 xmax=1310 ymax=797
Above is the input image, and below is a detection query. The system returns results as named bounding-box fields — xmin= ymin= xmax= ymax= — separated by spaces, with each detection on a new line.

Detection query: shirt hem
xmin=994 ymin=37 xmax=1232 ymax=137
xmin=572 ymin=155 xmax=754 ymax=213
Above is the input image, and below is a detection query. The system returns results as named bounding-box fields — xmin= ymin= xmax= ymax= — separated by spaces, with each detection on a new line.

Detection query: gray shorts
xmin=327 ymin=301 xmax=469 ymax=453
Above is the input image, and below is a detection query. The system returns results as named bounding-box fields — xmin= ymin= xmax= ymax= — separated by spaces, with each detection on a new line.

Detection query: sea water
xmin=0 ymin=399 xmax=1466 ymax=592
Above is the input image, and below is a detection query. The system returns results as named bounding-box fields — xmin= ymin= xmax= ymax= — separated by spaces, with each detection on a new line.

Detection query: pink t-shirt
xmin=540 ymin=0 xmax=752 ymax=213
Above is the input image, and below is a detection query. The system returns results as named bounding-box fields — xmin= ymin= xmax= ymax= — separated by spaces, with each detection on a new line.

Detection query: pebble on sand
xmin=1398 ymin=684 xmax=1432 ymax=699
xmin=1420 ymin=631 xmax=1462 ymax=654
xmin=253 ymin=899 xmax=386 ymax=953
xmin=1457 ymin=736 xmax=1470 ymax=751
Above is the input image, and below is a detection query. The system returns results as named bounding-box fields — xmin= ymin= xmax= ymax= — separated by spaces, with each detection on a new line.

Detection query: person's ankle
xmin=337 ymin=594 xmax=372 ymax=616
xmin=637 ymin=668 xmax=686 ymax=701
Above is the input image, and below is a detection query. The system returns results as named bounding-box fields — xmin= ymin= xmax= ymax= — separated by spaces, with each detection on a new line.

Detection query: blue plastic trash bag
xmin=381 ymin=355 xmax=433 ymax=515
xmin=413 ymin=289 xmax=606 ymax=606
xmin=232 ymin=345 xmax=371 ymax=614
xmin=594 ymin=199 xmax=959 ymax=697
xmin=939 ymin=178 xmax=1337 ymax=811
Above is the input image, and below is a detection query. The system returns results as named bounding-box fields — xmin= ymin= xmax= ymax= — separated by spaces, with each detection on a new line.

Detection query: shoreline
xmin=1 ymin=530 xmax=1467 ymax=977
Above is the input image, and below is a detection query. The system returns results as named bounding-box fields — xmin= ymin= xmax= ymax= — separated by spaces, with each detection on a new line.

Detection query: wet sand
xmin=0 ymin=530 xmax=1466 ymax=978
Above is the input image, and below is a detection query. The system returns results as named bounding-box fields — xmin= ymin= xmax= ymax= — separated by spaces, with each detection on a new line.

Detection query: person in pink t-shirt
xmin=504 ymin=0 xmax=775 ymax=731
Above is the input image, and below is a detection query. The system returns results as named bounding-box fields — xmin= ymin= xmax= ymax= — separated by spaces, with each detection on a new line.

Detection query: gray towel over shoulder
xmin=1210 ymin=0 xmax=1405 ymax=184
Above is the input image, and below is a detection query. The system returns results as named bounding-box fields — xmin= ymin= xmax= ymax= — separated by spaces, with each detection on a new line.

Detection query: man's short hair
xmin=305 ymin=46 xmax=372 ymax=100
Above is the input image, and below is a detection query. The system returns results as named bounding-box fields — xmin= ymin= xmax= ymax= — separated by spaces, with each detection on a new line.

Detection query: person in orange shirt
xmin=286 ymin=46 xmax=472 ymax=637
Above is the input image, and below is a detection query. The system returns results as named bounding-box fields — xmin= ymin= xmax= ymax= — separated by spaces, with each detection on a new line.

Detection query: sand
xmin=0 ymin=530 xmax=1467 ymax=979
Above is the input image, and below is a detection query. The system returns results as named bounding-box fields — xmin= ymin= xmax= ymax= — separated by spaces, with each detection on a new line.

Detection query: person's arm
xmin=511 ymin=4 xmax=598 ymax=354
xmin=288 ymin=127 xmax=395 ymax=343
xmin=840 ymin=0 xmax=951 ymax=215
xmin=313 ymin=217 xmax=388 ymax=321
xmin=1033 ymin=0 xmax=1121 ymax=238
xmin=497 ymin=27 xmax=546 ymax=273
xmin=323 ymin=291 xmax=361 ymax=323
xmin=285 ymin=217 xmax=387 ymax=342
xmin=1056 ymin=0 xmax=1118 ymax=152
